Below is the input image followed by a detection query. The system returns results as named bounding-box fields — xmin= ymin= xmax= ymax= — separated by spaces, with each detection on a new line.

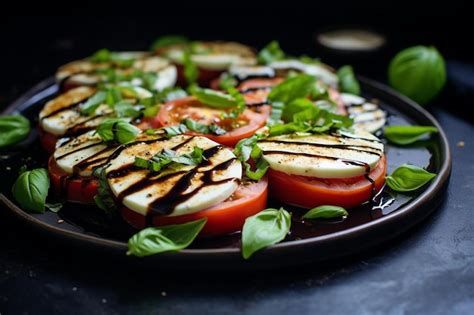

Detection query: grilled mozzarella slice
xmin=162 ymin=42 xmax=256 ymax=70
xmin=105 ymin=135 xmax=242 ymax=217
xmin=39 ymin=87 xmax=115 ymax=136
xmin=228 ymin=65 xmax=275 ymax=81
xmin=341 ymin=93 xmax=387 ymax=133
xmin=53 ymin=131 xmax=116 ymax=177
xmin=257 ymin=131 xmax=384 ymax=179
xmin=56 ymin=53 xmax=177 ymax=91
xmin=269 ymin=59 xmax=339 ymax=87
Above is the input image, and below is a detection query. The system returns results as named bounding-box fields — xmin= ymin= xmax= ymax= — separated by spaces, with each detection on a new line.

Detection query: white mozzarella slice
xmin=53 ymin=131 xmax=115 ymax=176
xmin=56 ymin=53 xmax=177 ymax=90
xmin=105 ymin=135 xmax=242 ymax=216
xmin=269 ymin=60 xmax=339 ymax=87
xmin=341 ymin=93 xmax=387 ymax=133
xmin=164 ymin=42 xmax=257 ymax=71
xmin=258 ymin=131 xmax=384 ymax=179
xmin=228 ymin=65 xmax=275 ymax=81
xmin=153 ymin=65 xmax=177 ymax=91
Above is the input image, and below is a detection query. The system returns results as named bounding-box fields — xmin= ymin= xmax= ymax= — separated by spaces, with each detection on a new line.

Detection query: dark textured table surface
xmin=1 ymin=16 xmax=473 ymax=315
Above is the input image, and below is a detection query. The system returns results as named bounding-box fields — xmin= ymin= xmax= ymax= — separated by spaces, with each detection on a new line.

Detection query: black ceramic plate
xmin=0 ymin=76 xmax=451 ymax=270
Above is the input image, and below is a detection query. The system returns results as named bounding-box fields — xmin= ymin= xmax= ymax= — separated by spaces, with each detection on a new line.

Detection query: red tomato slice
xmin=238 ymin=77 xmax=284 ymax=106
xmin=121 ymin=177 xmax=268 ymax=236
xmin=154 ymin=96 xmax=270 ymax=147
xmin=48 ymin=156 xmax=98 ymax=204
xmin=268 ymin=155 xmax=387 ymax=209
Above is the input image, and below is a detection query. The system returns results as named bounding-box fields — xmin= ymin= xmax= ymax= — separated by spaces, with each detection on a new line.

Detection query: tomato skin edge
xmin=267 ymin=156 xmax=387 ymax=209
xmin=121 ymin=178 xmax=268 ymax=236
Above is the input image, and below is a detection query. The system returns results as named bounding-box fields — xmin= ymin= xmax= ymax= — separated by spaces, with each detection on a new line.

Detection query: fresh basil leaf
xmin=127 ymin=218 xmax=207 ymax=257
xmin=164 ymin=124 xmax=188 ymax=138
xmin=159 ymin=87 xmax=188 ymax=102
xmin=45 ymin=202 xmax=63 ymax=213
xmin=281 ymin=98 xmax=314 ymax=122
xmin=268 ymin=101 xmax=285 ymax=125
xmin=268 ymin=74 xmax=316 ymax=104
xmin=114 ymin=101 xmax=140 ymax=118
xmin=92 ymin=167 xmax=116 ymax=213
xmin=337 ymin=65 xmax=360 ymax=95
xmin=105 ymin=87 xmax=123 ymax=106
xmin=389 ymin=46 xmax=446 ymax=105
xmin=80 ymin=91 xmax=107 ymax=115
xmin=234 ymin=135 xmax=260 ymax=162
xmin=386 ymin=164 xmax=436 ymax=192
xmin=242 ymin=208 xmax=291 ymax=259
xmin=303 ymin=205 xmax=348 ymax=219
xmin=293 ymin=106 xmax=320 ymax=124
xmin=269 ymin=122 xmax=309 ymax=136
xmin=190 ymin=85 xmax=239 ymax=108
xmin=244 ymin=158 xmax=269 ymax=181
xmin=183 ymin=49 xmax=198 ymax=85
xmin=182 ymin=118 xmax=209 ymax=133
xmin=218 ymin=73 xmax=238 ymax=90
xmin=0 ymin=115 xmax=30 ymax=148
xmin=11 ymin=168 xmax=50 ymax=213
xmin=90 ymin=48 xmax=112 ymax=63
xmin=151 ymin=35 xmax=189 ymax=50
xmin=384 ymin=125 xmax=438 ymax=145
xmin=209 ymin=124 xmax=227 ymax=135
xmin=96 ymin=119 xmax=140 ymax=144
xmin=257 ymin=41 xmax=285 ymax=65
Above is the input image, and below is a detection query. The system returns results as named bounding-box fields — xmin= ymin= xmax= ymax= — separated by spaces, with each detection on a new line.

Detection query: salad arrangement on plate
xmin=0 ymin=37 xmax=439 ymax=259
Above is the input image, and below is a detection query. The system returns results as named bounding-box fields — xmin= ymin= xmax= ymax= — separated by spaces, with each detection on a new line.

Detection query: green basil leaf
xmin=303 ymin=205 xmax=348 ymax=219
xmin=386 ymin=164 xmax=436 ymax=192
xmin=233 ymin=135 xmax=260 ymax=162
xmin=218 ymin=73 xmax=238 ymax=90
xmin=90 ymin=48 xmax=112 ymax=63
xmin=190 ymin=86 xmax=238 ymax=108
xmin=183 ymin=50 xmax=198 ymax=85
xmin=244 ymin=158 xmax=269 ymax=181
xmin=269 ymin=122 xmax=310 ymax=136
xmin=114 ymin=101 xmax=140 ymax=118
xmin=0 ymin=115 xmax=30 ymax=148
xmin=337 ymin=65 xmax=360 ymax=95
xmin=242 ymin=208 xmax=291 ymax=259
xmin=11 ymin=168 xmax=50 ymax=213
xmin=268 ymin=101 xmax=285 ymax=125
xmin=209 ymin=124 xmax=227 ymax=135
xmin=45 ymin=202 xmax=63 ymax=213
xmin=281 ymin=98 xmax=314 ymax=122
xmin=182 ymin=118 xmax=209 ymax=133
xmin=80 ymin=91 xmax=107 ymax=115
xmin=257 ymin=41 xmax=285 ymax=65
xmin=268 ymin=74 xmax=316 ymax=104
xmin=164 ymin=124 xmax=188 ymax=137
xmin=225 ymin=87 xmax=246 ymax=119
xmin=389 ymin=46 xmax=446 ymax=105
xmin=92 ymin=167 xmax=117 ymax=213
xmin=96 ymin=119 xmax=140 ymax=144
xmin=384 ymin=125 xmax=438 ymax=145
xmin=151 ymin=35 xmax=188 ymax=50
xmin=127 ymin=218 xmax=207 ymax=257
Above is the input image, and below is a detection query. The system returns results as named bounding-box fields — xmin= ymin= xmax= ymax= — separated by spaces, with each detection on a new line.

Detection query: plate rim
xmin=0 ymin=76 xmax=452 ymax=260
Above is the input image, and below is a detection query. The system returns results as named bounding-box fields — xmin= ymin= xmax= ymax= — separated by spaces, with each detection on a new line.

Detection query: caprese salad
xmin=4 ymin=36 xmax=439 ymax=259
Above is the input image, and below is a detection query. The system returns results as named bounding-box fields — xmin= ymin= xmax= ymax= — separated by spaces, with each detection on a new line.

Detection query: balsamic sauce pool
xmin=0 ymin=86 xmax=437 ymax=250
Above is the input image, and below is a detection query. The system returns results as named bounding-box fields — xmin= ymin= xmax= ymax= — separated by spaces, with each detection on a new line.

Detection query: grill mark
xmin=258 ymin=139 xmax=382 ymax=156
xmin=65 ymin=112 xmax=114 ymax=135
xmin=73 ymin=147 xmax=112 ymax=172
xmin=105 ymin=143 xmax=235 ymax=223
xmin=55 ymin=142 xmax=105 ymax=160
xmin=41 ymin=95 xmax=91 ymax=120
xmin=239 ymin=86 xmax=272 ymax=94
xmin=329 ymin=132 xmax=383 ymax=143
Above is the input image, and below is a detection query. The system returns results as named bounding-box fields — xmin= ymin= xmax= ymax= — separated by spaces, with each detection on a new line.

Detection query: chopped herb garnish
xmin=134 ymin=146 xmax=205 ymax=173
xmin=257 ymin=41 xmax=285 ymax=65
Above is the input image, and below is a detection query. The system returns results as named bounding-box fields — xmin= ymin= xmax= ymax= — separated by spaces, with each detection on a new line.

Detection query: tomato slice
xmin=121 ymin=177 xmax=268 ymax=236
xmin=48 ymin=156 xmax=98 ymax=204
xmin=237 ymin=78 xmax=284 ymax=106
xmin=154 ymin=96 xmax=270 ymax=147
xmin=267 ymin=155 xmax=387 ymax=209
